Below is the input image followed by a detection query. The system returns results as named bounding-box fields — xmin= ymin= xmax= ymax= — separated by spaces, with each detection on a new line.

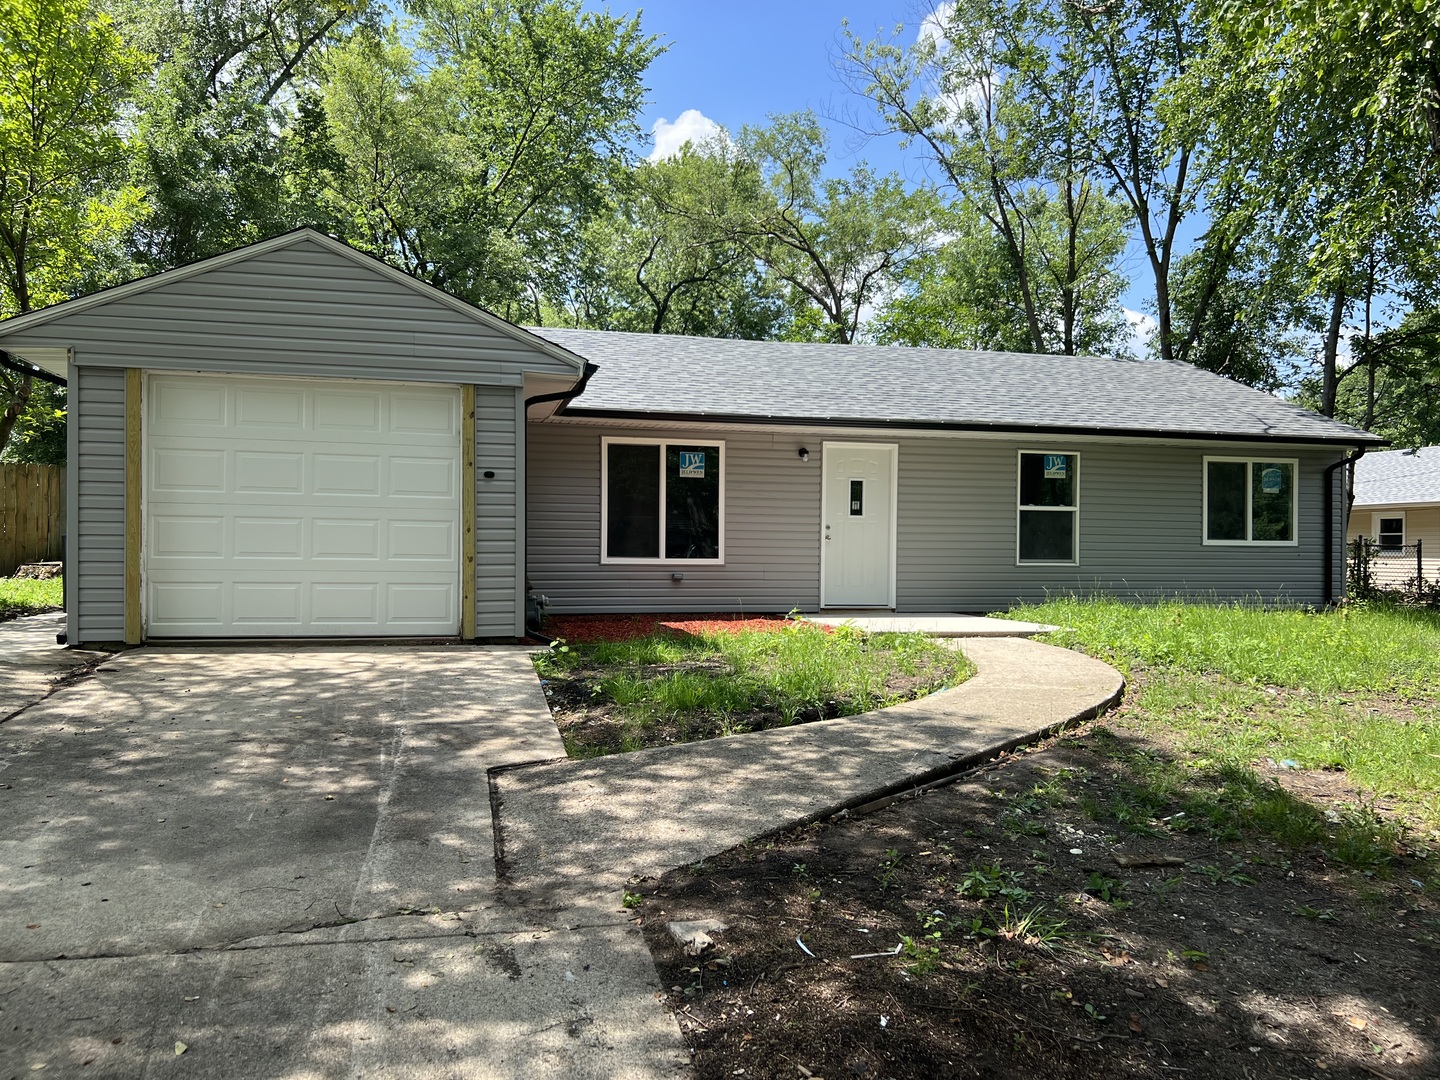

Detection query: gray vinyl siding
xmin=72 ymin=366 xmax=126 ymax=644
xmin=527 ymin=425 xmax=820 ymax=612
xmin=0 ymin=238 xmax=576 ymax=385
xmin=527 ymin=424 xmax=1347 ymax=613
xmin=475 ymin=385 xmax=523 ymax=636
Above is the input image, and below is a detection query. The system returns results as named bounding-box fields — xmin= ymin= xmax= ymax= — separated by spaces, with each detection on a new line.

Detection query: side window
xmin=1204 ymin=459 xmax=1297 ymax=544
xmin=1017 ymin=452 xmax=1078 ymax=564
xmin=1375 ymin=514 xmax=1405 ymax=549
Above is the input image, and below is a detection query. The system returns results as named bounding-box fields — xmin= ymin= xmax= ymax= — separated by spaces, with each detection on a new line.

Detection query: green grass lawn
xmin=1007 ymin=597 xmax=1440 ymax=833
xmin=0 ymin=576 xmax=63 ymax=621
xmin=535 ymin=624 xmax=974 ymax=756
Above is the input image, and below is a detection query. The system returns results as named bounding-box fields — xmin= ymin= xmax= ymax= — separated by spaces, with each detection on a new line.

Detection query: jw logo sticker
xmin=1260 ymin=466 xmax=1284 ymax=494
xmin=678 ymin=451 xmax=706 ymax=478
xmin=1044 ymin=454 xmax=1068 ymax=479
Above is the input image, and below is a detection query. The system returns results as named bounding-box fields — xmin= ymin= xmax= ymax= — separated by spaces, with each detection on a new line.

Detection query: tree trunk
xmin=1320 ymin=283 xmax=1347 ymax=418
xmin=0 ymin=371 xmax=34 ymax=455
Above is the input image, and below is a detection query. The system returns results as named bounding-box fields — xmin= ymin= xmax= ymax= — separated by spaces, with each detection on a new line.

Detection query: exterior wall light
xmin=798 ymin=447 xmax=809 ymax=462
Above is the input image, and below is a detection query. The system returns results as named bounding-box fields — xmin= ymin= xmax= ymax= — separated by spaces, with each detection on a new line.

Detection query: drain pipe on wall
xmin=1323 ymin=446 xmax=1369 ymax=605
xmin=521 ymin=362 xmax=598 ymax=637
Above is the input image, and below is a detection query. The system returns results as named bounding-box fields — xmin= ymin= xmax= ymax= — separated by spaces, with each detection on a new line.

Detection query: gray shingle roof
xmin=528 ymin=328 xmax=1379 ymax=445
xmin=1352 ymin=446 xmax=1440 ymax=506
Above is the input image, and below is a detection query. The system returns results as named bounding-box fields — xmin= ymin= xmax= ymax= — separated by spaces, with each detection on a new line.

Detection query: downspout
xmin=1323 ymin=446 xmax=1368 ymax=605
xmin=521 ymin=361 xmax=598 ymax=638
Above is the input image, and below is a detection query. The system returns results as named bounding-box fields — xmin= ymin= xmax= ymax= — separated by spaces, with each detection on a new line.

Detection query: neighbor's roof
xmin=528 ymin=328 xmax=1381 ymax=445
xmin=1352 ymin=446 xmax=1440 ymax=507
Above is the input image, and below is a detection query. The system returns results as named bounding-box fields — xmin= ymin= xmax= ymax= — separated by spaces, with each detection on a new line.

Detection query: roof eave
xmin=554 ymin=406 xmax=1387 ymax=447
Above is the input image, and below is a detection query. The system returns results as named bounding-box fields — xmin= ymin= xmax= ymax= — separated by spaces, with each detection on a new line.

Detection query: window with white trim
xmin=602 ymin=437 xmax=724 ymax=562
xmin=1017 ymin=451 xmax=1079 ymax=564
xmin=1203 ymin=458 xmax=1297 ymax=544
xmin=1375 ymin=512 xmax=1405 ymax=549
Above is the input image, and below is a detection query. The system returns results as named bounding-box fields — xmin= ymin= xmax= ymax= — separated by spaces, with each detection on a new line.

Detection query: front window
xmin=1017 ymin=451 xmax=1079 ymax=564
xmin=1203 ymin=458 xmax=1297 ymax=544
xmin=602 ymin=438 xmax=723 ymax=562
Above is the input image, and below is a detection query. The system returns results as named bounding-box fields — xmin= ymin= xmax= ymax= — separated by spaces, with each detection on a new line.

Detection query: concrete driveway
xmin=0 ymin=633 xmax=686 ymax=1078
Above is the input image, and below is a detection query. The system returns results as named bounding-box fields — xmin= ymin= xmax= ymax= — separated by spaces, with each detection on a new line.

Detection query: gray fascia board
xmin=556 ymin=405 xmax=1387 ymax=448
xmin=0 ymin=228 xmax=587 ymax=378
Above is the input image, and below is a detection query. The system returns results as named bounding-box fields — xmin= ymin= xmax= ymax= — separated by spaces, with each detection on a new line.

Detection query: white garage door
xmin=145 ymin=373 xmax=462 ymax=637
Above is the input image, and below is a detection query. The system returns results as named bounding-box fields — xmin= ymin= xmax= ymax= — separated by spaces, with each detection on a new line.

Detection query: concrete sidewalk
xmin=493 ymin=636 xmax=1124 ymax=915
xmin=1 ymin=631 xmax=1122 ymax=1078
xmin=0 ymin=611 xmax=106 ymax=719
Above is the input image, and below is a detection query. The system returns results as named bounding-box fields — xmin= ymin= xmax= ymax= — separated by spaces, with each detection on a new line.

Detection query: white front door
xmin=821 ymin=442 xmax=897 ymax=608
xmin=144 ymin=373 xmax=462 ymax=637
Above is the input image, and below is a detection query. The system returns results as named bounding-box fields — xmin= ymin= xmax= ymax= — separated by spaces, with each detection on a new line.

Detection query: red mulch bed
xmin=544 ymin=612 xmax=811 ymax=643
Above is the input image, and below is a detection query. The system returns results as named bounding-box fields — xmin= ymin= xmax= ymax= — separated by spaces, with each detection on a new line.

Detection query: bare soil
xmin=635 ymin=722 xmax=1440 ymax=1080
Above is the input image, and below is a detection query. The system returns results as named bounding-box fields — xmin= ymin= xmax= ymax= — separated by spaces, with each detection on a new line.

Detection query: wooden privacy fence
xmin=0 ymin=463 xmax=65 ymax=577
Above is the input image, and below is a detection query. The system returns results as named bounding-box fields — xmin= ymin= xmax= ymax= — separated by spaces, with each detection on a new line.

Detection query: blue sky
xmin=596 ymin=0 xmax=1159 ymax=348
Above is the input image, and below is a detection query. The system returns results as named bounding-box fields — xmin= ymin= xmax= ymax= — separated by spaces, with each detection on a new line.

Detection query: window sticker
xmin=1260 ymin=466 xmax=1283 ymax=494
xmin=1044 ymin=454 xmax=1068 ymax=479
xmin=678 ymin=451 xmax=705 ymax=478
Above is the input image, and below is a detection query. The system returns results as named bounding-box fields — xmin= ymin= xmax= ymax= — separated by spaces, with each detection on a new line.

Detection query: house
xmin=1345 ymin=446 xmax=1440 ymax=585
xmin=0 ymin=229 xmax=1383 ymax=647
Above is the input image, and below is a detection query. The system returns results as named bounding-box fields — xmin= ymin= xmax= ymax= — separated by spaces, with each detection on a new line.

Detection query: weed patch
xmin=535 ymin=624 xmax=973 ymax=756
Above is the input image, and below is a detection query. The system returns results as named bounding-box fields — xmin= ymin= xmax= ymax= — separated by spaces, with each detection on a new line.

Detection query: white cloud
xmin=914 ymin=2 xmax=991 ymax=131
xmin=648 ymin=109 xmax=723 ymax=162
xmin=918 ymin=1 xmax=956 ymax=50
xmin=1123 ymin=308 xmax=1157 ymax=358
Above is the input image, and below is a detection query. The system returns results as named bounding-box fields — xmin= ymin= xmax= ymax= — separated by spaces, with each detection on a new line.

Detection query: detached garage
xmin=0 ymin=229 xmax=587 ymax=647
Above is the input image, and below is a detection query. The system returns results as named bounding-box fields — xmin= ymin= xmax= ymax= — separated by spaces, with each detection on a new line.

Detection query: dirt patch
xmin=635 ymin=725 xmax=1440 ymax=1079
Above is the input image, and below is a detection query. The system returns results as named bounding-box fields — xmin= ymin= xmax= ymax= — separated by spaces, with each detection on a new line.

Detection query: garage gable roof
xmin=530 ymin=327 xmax=1381 ymax=446
xmin=0 ymin=229 xmax=586 ymax=377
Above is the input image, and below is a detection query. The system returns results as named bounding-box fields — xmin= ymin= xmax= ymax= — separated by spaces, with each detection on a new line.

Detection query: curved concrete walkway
xmin=493 ymin=636 xmax=1124 ymax=916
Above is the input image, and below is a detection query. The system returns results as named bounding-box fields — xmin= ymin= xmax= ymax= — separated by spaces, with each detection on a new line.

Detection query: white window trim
xmin=1373 ymin=511 xmax=1406 ymax=546
xmin=600 ymin=436 xmax=725 ymax=565
xmin=1201 ymin=456 xmax=1300 ymax=546
xmin=1016 ymin=449 xmax=1080 ymax=567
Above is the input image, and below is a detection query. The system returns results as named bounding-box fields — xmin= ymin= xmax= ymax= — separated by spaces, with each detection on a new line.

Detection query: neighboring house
xmin=0 ymin=229 xmax=1383 ymax=647
xmin=1346 ymin=446 xmax=1440 ymax=585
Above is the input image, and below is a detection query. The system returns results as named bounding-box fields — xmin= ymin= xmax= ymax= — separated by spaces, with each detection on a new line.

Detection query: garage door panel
xmin=152 ymin=381 xmax=226 ymax=425
xmin=235 ymin=386 xmax=304 ymax=428
xmin=390 ymin=457 xmax=456 ymax=498
xmin=391 ymin=393 xmax=458 ymax=436
xmin=151 ymin=515 xmax=225 ymax=558
xmin=312 ymin=582 xmax=380 ymax=624
xmin=145 ymin=374 xmax=461 ymax=638
xmin=387 ymin=583 xmax=456 ymax=624
xmin=151 ymin=448 xmax=226 ymax=493
xmin=313 ymin=518 xmax=381 ymax=560
xmin=233 ymin=583 xmax=302 ymax=625
xmin=234 ymin=451 xmax=304 ymax=493
xmin=233 ymin=517 xmax=303 ymax=558
xmin=390 ymin=519 xmax=455 ymax=561
xmin=314 ymin=390 xmax=382 ymax=433
xmin=313 ymin=454 xmax=381 ymax=496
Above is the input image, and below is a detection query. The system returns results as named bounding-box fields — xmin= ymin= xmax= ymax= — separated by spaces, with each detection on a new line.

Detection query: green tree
xmin=316 ymin=0 xmax=660 ymax=315
xmin=110 ymin=0 xmax=367 ymax=267
xmin=0 ymin=379 xmax=65 ymax=463
xmin=557 ymin=142 xmax=788 ymax=338
xmin=0 ymin=0 xmax=145 ymax=455
xmin=730 ymin=112 xmax=937 ymax=344
xmin=843 ymin=0 xmax=1131 ymax=355
xmin=876 ymin=190 xmax=1128 ymax=355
